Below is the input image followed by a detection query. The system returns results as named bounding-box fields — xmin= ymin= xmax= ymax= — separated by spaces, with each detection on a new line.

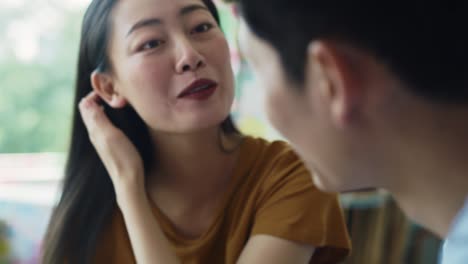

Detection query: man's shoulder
xmin=440 ymin=197 xmax=468 ymax=264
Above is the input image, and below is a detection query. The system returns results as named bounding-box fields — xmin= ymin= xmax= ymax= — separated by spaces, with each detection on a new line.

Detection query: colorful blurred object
xmin=0 ymin=153 xmax=62 ymax=264
xmin=0 ymin=220 xmax=12 ymax=263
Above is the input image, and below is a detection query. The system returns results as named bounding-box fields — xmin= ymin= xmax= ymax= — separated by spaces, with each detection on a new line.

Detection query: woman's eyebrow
xmin=127 ymin=18 xmax=162 ymax=37
xmin=126 ymin=4 xmax=209 ymax=37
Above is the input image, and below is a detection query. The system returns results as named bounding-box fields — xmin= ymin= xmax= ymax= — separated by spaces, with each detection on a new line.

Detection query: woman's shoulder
xmin=239 ymin=137 xmax=351 ymax=259
xmin=242 ymin=136 xmax=301 ymax=164
xmin=237 ymin=136 xmax=311 ymax=190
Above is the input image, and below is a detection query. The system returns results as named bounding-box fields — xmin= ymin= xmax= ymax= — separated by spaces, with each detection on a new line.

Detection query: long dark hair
xmin=42 ymin=1 xmax=238 ymax=263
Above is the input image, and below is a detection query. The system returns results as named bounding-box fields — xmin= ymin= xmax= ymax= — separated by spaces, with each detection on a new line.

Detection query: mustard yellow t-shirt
xmin=94 ymin=136 xmax=351 ymax=263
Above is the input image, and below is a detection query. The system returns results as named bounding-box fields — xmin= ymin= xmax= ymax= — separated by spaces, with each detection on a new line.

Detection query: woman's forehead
xmin=112 ymin=0 xmax=207 ymax=26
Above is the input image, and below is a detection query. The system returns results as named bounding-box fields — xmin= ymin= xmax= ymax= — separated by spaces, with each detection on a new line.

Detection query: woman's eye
xmin=140 ymin=39 xmax=163 ymax=51
xmin=192 ymin=23 xmax=214 ymax=34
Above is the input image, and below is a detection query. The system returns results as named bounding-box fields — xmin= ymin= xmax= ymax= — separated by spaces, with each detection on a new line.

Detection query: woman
xmin=42 ymin=0 xmax=350 ymax=263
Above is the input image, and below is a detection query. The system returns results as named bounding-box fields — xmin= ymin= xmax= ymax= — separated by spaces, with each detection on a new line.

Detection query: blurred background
xmin=0 ymin=1 xmax=441 ymax=263
xmin=0 ymin=1 xmax=87 ymax=263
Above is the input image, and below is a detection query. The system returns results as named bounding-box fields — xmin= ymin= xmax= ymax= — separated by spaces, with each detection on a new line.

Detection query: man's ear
xmin=90 ymin=70 xmax=127 ymax=109
xmin=304 ymin=40 xmax=363 ymax=128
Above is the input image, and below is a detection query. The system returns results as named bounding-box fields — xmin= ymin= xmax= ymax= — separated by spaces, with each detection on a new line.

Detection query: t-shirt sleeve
xmin=251 ymin=145 xmax=351 ymax=263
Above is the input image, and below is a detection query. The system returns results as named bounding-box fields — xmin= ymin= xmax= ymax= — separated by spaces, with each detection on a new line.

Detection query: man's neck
xmin=387 ymin=109 xmax=468 ymax=237
xmin=392 ymin=174 xmax=468 ymax=237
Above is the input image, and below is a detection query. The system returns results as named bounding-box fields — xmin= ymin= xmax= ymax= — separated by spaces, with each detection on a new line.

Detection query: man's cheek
xmin=266 ymin=92 xmax=292 ymax=135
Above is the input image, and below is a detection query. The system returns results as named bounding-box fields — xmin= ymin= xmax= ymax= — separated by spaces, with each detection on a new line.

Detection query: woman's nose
xmin=175 ymin=39 xmax=206 ymax=73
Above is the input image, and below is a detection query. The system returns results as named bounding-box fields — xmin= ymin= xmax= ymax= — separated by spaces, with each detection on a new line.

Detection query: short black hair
xmin=239 ymin=0 xmax=468 ymax=104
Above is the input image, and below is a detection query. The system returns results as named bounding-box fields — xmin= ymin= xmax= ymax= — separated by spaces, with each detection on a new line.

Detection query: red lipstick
xmin=178 ymin=79 xmax=218 ymax=100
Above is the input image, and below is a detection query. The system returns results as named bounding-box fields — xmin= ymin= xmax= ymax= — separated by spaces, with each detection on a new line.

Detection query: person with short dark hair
xmin=237 ymin=1 xmax=468 ymax=263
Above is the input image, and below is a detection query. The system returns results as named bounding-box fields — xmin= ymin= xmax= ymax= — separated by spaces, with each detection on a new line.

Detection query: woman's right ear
xmin=90 ymin=70 xmax=127 ymax=109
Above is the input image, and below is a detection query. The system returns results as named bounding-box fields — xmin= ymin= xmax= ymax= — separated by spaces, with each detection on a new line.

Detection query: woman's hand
xmin=79 ymin=91 xmax=180 ymax=264
xmin=79 ymin=91 xmax=145 ymax=200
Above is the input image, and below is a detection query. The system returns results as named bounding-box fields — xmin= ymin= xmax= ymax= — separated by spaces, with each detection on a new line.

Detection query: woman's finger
xmin=78 ymin=91 xmax=120 ymax=159
xmin=79 ymin=92 xmax=112 ymax=137
xmin=79 ymin=92 xmax=121 ymax=176
xmin=78 ymin=91 xmax=144 ymax=189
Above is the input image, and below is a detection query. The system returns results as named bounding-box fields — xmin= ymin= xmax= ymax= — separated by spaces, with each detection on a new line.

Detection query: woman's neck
xmin=147 ymin=127 xmax=242 ymax=202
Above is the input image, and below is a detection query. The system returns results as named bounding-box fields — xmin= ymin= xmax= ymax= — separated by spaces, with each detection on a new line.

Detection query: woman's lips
xmin=177 ymin=79 xmax=218 ymax=98
xmin=178 ymin=84 xmax=217 ymax=100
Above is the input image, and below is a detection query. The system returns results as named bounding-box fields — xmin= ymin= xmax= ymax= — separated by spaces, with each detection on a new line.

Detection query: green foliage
xmin=0 ymin=220 xmax=10 ymax=261
xmin=0 ymin=3 xmax=84 ymax=153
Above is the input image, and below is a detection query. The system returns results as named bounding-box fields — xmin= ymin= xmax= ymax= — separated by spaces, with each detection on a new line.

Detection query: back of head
xmin=239 ymin=0 xmax=468 ymax=104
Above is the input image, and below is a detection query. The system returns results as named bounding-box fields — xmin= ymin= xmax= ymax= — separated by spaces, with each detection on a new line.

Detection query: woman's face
xmin=107 ymin=0 xmax=234 ymax=133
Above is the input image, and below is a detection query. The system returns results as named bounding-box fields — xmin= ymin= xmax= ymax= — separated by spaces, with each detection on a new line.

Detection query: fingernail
xmin=82 ymin=99 xmax=93 ymax=111
xmin=82 ymin=100 xmax=89 ymax=109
